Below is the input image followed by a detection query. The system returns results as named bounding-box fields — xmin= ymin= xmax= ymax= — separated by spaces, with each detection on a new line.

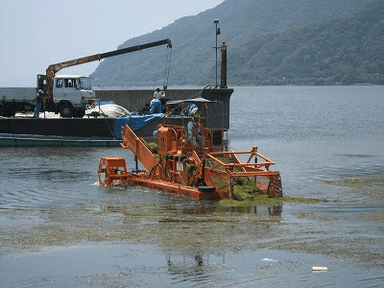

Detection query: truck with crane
xmin=0 ymin=38 xmax=172 ymax=118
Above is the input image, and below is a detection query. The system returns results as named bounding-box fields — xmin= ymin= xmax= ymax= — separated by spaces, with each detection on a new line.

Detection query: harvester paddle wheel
xmin=267 ymin=172 xmax=283 ymax=198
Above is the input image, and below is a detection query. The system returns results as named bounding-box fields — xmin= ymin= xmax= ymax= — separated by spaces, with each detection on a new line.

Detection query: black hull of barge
xmin=0 ymin=118 xmax=117 ymax=138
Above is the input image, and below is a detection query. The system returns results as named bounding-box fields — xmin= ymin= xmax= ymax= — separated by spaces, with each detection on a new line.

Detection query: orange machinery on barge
xmin=98 ymin=120 xmax=282 ymax=200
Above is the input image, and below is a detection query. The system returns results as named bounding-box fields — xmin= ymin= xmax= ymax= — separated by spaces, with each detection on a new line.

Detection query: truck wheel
xmin=60 ymin=104 xmax=74 ymax=118
xmin=76 ymin=108 xmax=85 ymax=118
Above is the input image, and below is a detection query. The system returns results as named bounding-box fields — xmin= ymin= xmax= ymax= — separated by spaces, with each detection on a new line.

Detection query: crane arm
xmin=44 ymin=38 xmax=172 ymax=103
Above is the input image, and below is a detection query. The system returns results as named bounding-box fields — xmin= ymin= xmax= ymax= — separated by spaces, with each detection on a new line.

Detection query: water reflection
xmin=215 ymin=203 xmax=283 ymax=217
xmin=164 ymin=200 xmax=284 ymax=217
xmin=166 ymin=252 xmax=226 ymax=283
xmin=103 ymin=198 xmax=283 ymax=217
xmin=165 ymin=202 xmax=284 ymax=218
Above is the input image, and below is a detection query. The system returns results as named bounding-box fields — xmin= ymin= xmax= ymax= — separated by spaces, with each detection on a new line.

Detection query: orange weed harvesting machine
xmin=98 ymin=112 xmax=282 ymax=200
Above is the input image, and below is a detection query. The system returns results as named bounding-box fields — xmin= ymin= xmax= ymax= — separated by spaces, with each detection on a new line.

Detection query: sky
xmin=0 ymin=0 xmax=224 ymax=87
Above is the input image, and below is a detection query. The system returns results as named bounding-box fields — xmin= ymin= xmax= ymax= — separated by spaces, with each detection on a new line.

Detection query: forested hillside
xmin=91 ymin=0 xmax=383 ymax=86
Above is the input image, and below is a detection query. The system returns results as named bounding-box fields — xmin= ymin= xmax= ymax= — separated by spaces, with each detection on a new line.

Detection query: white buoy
xmin=312 ymin=266 xmax=328 ymax=272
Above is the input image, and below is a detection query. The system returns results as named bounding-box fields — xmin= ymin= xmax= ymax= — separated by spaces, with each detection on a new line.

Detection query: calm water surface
xmin=1 ymin=86 xmax=383 ymax=287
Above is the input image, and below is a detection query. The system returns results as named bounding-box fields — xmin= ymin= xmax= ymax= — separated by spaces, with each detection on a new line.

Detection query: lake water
xmin=1 ymin=86 xmax=384 ymax=287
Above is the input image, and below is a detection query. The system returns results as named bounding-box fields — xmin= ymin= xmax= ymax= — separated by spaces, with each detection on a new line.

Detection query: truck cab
xmin=51 ymin=75 xmax=96 ymax=118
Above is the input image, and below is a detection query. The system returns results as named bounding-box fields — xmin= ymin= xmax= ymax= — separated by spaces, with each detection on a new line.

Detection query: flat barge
xmin=0 ymin=88 xmax=233 ymax=147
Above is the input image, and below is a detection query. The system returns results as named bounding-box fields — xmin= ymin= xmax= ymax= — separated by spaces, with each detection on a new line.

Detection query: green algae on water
xmin=218 ymin=195 xmax=321 ymax=207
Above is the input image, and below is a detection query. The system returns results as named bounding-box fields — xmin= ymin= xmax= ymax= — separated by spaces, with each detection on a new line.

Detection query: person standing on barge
xmin=149 ymin=88 xmax=165 ymax=113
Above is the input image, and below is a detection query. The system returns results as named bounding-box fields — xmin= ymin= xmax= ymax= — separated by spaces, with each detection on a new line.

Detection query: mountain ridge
xmin=91 ymin=0 xmax=383 ymax=86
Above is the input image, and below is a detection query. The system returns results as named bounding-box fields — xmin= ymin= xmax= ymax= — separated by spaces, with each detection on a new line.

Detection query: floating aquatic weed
xmin=217 ymin=176 xmax=319 ymax=209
